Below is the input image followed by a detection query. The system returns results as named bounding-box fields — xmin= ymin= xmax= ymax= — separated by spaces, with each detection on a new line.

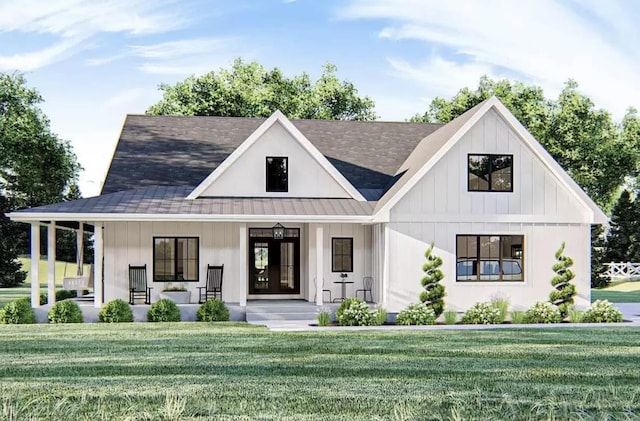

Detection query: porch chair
xmin=199 ymin=264 xmax=224 ymax=303
xmin=355 ymin=276 xmax=374 ymax=303
xmin=129 ymin=264 xmax=152 ymax=305
xmin=313 ymin=277 xmax=332 ymax=303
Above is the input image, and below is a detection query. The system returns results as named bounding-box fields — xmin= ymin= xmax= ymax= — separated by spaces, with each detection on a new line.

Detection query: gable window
xmin=153 ymin=237 xmax=199 ymax=282
xmin=266 ymin=157 xmax=288 ymax=192
xmin=332 ymin=238 xmax=353 ymax=272
xmin=456 ymin=235 xmax=523 ymax=282
xmin=468 ymin=154 xmax=513 ymax=191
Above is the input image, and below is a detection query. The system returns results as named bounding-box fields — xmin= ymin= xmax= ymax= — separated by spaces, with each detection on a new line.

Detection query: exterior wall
xmin=386 ymin=222 xmax=591 ymax=312
xmin=386 ymin=109 xmax=594 ymax=312
xmin=306 ymin=223 xmax=373 ymax=303
xmin=104 ymin=222 xmax=241 ymax=303
xmin=391 ymin=108 xmax=592 ymax=222
xmin=200 ymin=121 xmax=351 ymax=198
xmin=103 ymin=221 xmax=371 ymax=305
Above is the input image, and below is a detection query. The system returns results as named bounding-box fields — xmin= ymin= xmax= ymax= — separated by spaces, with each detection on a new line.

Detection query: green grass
xmin=592 ymin=279 xmax=640 ymax=303
xmin=0 ymin=324 xmax=639 ymax=420
xmin=0 ymin=259 xmax=90 ymax=307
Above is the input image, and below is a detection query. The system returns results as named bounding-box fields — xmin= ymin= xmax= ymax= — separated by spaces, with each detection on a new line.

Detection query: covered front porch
xmin=16 ymin=218 xmax=389 ymax=310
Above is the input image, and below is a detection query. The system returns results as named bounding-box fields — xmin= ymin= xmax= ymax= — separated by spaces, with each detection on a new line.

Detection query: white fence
xmin=604 ymin=262 xmax=640 ymax=280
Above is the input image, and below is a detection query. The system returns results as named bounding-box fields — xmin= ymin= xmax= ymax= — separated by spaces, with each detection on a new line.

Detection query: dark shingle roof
xmin=20 ymin=186 xmax=375 ymax=217
xmin=102 ymin=115 xmax=442 ymax=197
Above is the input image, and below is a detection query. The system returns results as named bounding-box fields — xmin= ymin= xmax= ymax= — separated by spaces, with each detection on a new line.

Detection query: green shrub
xmin=550 ymin=242 xmax=577 ymax=318
xmin=443 ymin=310 xmax=457 ymax=325
xmin=317 ymin=310 xmax=331 ymax=327
xmin=337 ymin=298 xmax=375 ymax=326
xmin=582 ymin=300 xmax=623 ymax=323
xmin=147 ymin=299 xmax=181 ymax=322
xmin=396 ymin=303 xmax=436 ymax=325
xmin=55 ymin=289 xmax=77 ymax=301
xmin=524 ymin=301 xmax=561 ymax=324
xmin=490 ymin=297 xmax=510 ymax=323
xmin=510 ymin=311 xmax=526 ymax=324
xmin=374 ymin=308 xmax=388 ymax=326
xmin=0 ymin=299 xmax=35 ymax=324
xmin=461 ymin=302 xmax=501 ymax=325
xmin=568 ymin=308 xmax=584 ymax=323
xmin=48 ymin=300 xmax=83 ymax=324
xmin=196 ymin=299 xmax=230 ymax=322
xmin=419 ymin=243 xmax=446 ymax=316
xmin=336 ymin=298 xmax=361 ymax=321
xmin=99 ymin=299 xmax=133 ymax=323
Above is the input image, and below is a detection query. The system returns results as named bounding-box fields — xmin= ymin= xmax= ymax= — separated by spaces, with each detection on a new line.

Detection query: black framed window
xmin=153 ymin=237 xmax=199 ymax=282
xmin=266 ymin=157 xmax=288 ymax=192
xmin=456 ymin=235 xmax=523 ymax=282
xmin=332 ymin=238 xmax=353 ymax=272
xmin=468 ymin=154 xmax=513 ymax=191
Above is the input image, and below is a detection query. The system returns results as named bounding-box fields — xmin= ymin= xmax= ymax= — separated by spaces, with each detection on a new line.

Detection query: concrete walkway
xmin=257 ymin=303 xmax=640 ymax=332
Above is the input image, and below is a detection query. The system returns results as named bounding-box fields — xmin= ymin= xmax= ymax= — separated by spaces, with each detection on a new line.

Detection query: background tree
xmin=147 ymin=59 xmax=376 ymax=120
xmin=604 ymin=190 xmax=640 ymax=263
xmin=591 ymin=225 xmax=609 ymax=289
xmin=419 ymin=243 xmax=445 ymax=317
xmin=0 ymin=195 xmax=26 ymax=287
xmin=0 ymin=72 xmax=81 ymax=285
xmin=550 ymin=242 xmax=577 ymax=318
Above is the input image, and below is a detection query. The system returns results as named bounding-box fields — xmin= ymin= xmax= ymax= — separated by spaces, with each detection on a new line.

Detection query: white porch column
xmin=76 ymin=222 xmax=84 ymax=275
xmin=47 ymin=223 xmax=56 ymax=305
xmin=93 ymin=222 xmax=103 ymax=308
xmin=238 ymin=223 xmax=247 ymax=307
xmin=382 ymin=223 xmax=390 ymax=309
xmin=30 ymin=223 xmax=40 ymax=307
xmin=315 ymin=224 xmax=323 ymax=306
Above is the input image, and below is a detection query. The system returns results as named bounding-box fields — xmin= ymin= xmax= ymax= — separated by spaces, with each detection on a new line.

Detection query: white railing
xmin=604 ymin=262 xmax=640 ymax=280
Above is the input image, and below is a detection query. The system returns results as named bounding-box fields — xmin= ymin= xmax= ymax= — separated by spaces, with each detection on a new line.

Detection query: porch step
xmin=245 ymin=300 xmax=337 ymax=322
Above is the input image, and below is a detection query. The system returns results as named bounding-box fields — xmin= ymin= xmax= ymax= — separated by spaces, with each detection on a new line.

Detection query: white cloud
xmin=0 ymin=0 xmax=188 ymax=71
xmin=341 ymin=0 xmax=640 ymax=118
xmin=130 ymin=37 xmax=236 ymax=60
xmin=0 ymin=37 xmax=86 ymax=71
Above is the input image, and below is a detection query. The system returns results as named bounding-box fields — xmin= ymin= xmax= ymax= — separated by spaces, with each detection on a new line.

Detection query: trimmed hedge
xmin=147 ymin=299 xmax=181 ymax=322
xmin=48 ymin=300 xmax=84 ymax=324
xmin=197 ymin=299 xmax=230 ymax=322
xmin=99 ymin=299 xmax=134 ymax=323
xmin=0 ymin=299 xmax=36 ymax=324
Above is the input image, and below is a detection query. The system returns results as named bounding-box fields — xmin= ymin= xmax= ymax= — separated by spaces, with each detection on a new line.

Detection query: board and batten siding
xmin=386 ymin=108 xmax=593 ymax=312
xmin=103 ymin=222 xmax=241 ymax=303
xmin=199 ymin=121 xmax=351 ymax=198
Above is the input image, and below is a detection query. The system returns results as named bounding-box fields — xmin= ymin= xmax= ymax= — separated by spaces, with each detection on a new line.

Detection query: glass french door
xmin=249 ymin=228 xmax=300 ymax=294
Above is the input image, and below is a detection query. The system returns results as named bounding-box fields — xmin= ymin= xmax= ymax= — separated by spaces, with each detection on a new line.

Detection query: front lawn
xmin=0 ymin=324 xmax=639 ymax=420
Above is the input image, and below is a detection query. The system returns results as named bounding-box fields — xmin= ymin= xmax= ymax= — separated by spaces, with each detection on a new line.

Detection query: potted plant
xmin=160 ymin=283 xmax=191 ymax=304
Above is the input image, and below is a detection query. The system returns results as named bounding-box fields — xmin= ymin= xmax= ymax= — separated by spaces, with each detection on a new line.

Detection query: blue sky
xmin=1 ymin=0 xmax=639 ymax=197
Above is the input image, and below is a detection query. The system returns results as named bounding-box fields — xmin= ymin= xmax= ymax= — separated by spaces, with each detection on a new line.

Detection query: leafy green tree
xmin=604 ymin=190 xmax=639 ymax=262
xmin=0 ymin=195 xmax=26 ymax=287
xmin=419 ymin=243 xmax=445 ymax=317
xmin=411 ymin=77 xmax=640 ymax=210
xmin=591 ymin=225 xmax=609 ymax=288
xmin=550 ymin=242 xmax=577 ymax=318
xmin=147 ymin=59 xmax=376 ymax=120
xmin=0 ymin=72 xmax=80 ymax=285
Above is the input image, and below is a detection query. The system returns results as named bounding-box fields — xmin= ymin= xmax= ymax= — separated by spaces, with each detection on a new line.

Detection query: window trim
xmin=467 ymin=153 xmax=514 ymax=192
xmin=331 ymin=237 xmax=354 ymax=273
xmin=152 ymin=236 xmax=200 ymax=282
xmin=455 ymin=234 xmax=524 ymax=282
xmin=266 ymin=156 xmax=288 ymax=193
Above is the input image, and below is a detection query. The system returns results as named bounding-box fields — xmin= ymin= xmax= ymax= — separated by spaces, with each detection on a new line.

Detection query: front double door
xmin=249 ymin=228 xmax=300 ymax=295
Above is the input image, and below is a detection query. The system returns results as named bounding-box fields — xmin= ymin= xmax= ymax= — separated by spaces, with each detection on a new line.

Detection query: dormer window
xmin=468 ymin=154 xmax=513 ymax=192
xmin=266 ymin=157 xmax=288 ymax=192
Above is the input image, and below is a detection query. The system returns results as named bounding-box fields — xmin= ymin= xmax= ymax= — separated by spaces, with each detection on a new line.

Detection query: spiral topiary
xmin=549 ymin=242 xmax=577 ymax=318
xmin=419 ymin=243 xmax=445 ymax=317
